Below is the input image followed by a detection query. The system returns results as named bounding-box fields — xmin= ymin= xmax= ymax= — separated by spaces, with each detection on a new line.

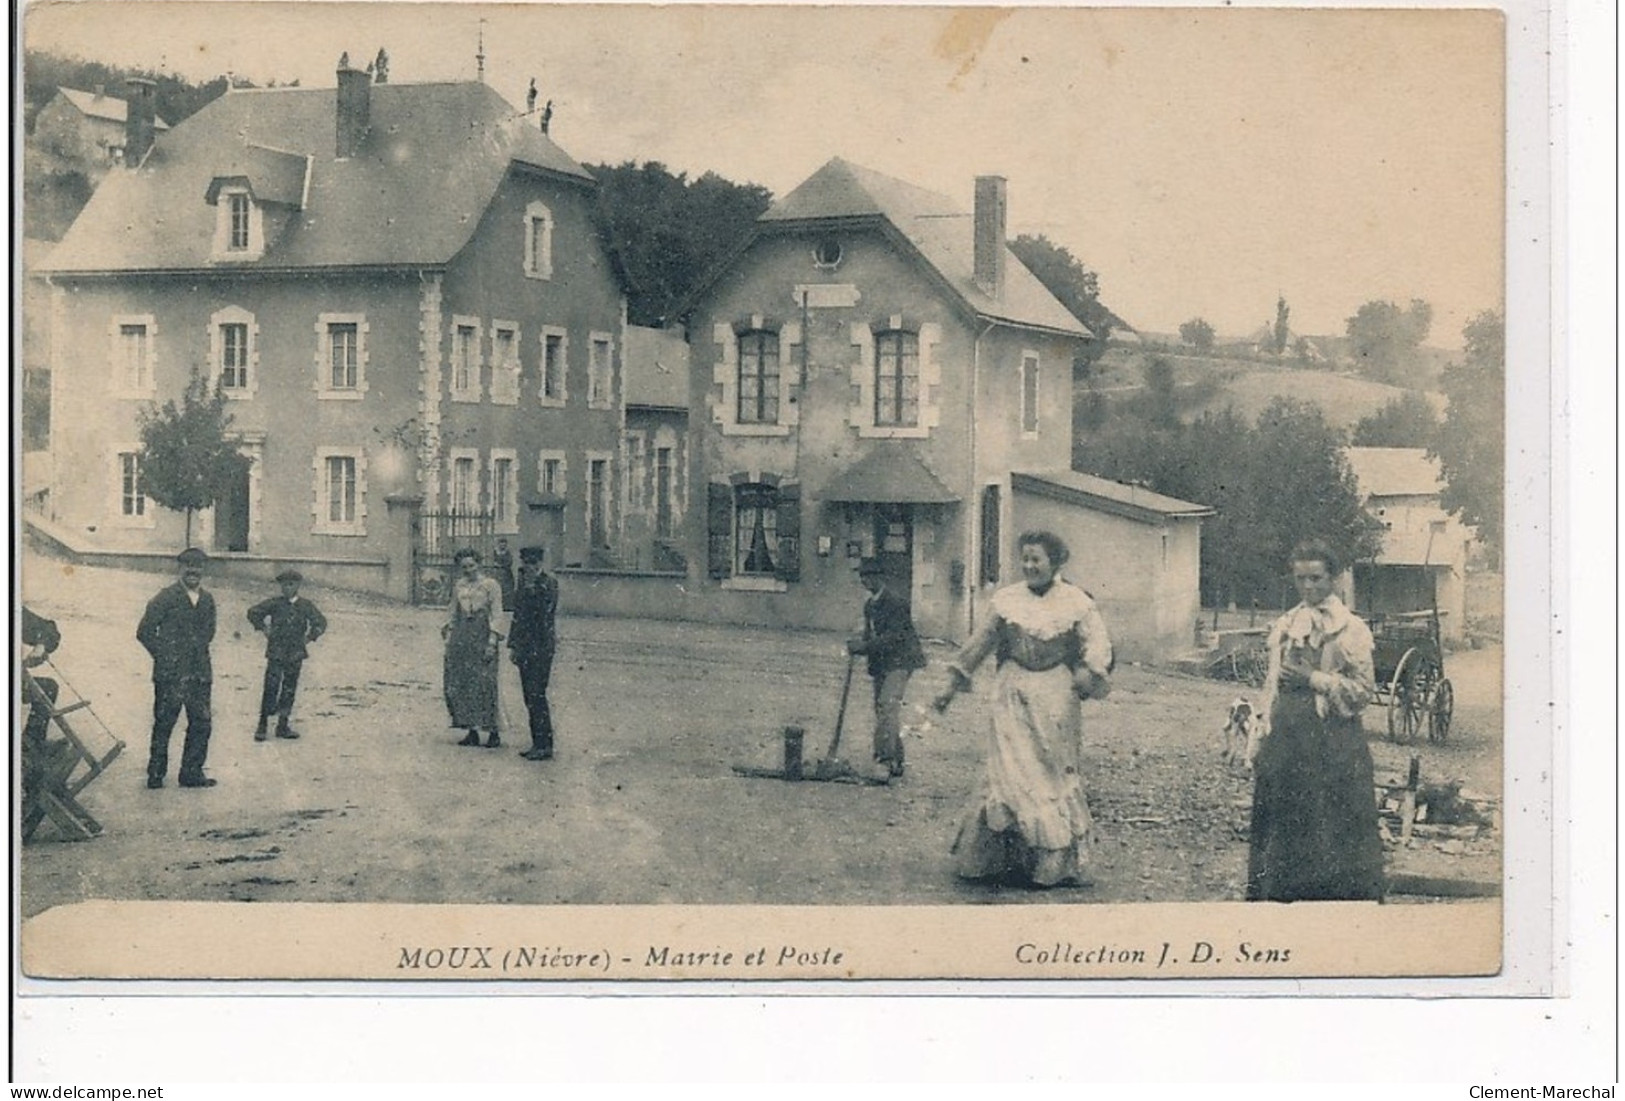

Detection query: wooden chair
xmin=20 ymin=661 xmax=124 ymax=842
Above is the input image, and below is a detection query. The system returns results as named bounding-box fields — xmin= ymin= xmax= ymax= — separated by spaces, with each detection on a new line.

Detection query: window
xmin=330 ymin=325 xmax=358 ymax=388
xmin=1020 ymin=352 xmax=1040 ymax=436
xmin=709 ymin=480 xmax=800 ymax=586
xmin=524 ymin=201 xmax=554 ymax=279
xmin=625 ymin=435 xmax=643 ymax=508
xmin=450 ymin=450 xmax=480 ymax=514
xmin=813 ymin=238 xmax=843 ymax=267
xmin=119 ymin=451 xmax=146 ymax=517
xmin=315 ymin=314 xmax=368 ymax=399
xmin=540 ymin=329 xmax=567 ymax=404
xmin=326 ymin=456 xmax=357 ymax=524
xmin=538 ymin=454 xmax=566 ymax=499
xmin=228 ymin=193 xmax=251 ymax=251
xmin=980 ymin=483 xmax=1001 ymax=586
xmin=850 ymin=319 xmax=939 ymax=439
xmin=874 ymin=329 xmax=920 ymax=427
xmin=490 ymin=450 xmax=518 ymax=533
xmin=490 ymin=323 xmax=520 ymax=404
xmin=736 ymin=330 xmax=780 ymax=424
xmin=655 ymin=447 xmax=674 ymax=538
xmin=120 ymin=324 xmax=150 ymax=389
xmin=312 ymin=447 xmax=367 ymax=535
xmin=110 ymin=316 xmax=156 ymax=397
xmin=588 ymin=334 xmax=613 ymax=409
xmin=210 ymin=307 xmax=257 ymax=399
xmin=451 ymin=318 xmax=481 ymax=401
xmin=734 ymin=483 xmax=779 ymax=577
xmin=588 ymin=457 xmax=609 ymax=547
xmin=220 ymin=323 xmax=249 ymax=388
xmin=211 ymin=186 xmax=263 ymax=260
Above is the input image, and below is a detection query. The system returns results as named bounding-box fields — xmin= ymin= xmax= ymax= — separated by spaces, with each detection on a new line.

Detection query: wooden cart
xmin=1370 ymin=610 xmax=1453 ymax=744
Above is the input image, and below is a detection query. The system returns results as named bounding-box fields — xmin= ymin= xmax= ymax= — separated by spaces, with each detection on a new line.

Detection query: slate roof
xmin=624 ymin=326 xmax=690 ymax=409
xmin=56 ymin=87 xmax=171 ymax=130
xmin=1345 ymin=447 xmax=1443 ymax=499
xmin=1011 ymin=469 xmax=1213 ymax=526
xmin=821 ymin=447 xmax=960 ymax=504
xmin=46 ymin=81 xmax=593 ymax=274
xmin=758 ymin=157 xmax=1092 ymax=339
xmin=203 ymin=143 xmax=310 ymax=208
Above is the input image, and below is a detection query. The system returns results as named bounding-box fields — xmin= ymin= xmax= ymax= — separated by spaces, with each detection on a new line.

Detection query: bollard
xmin=782 ymin=725 xmax=805 ymax=781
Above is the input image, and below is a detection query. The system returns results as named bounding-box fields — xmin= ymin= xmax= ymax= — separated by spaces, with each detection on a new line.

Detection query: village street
xmin=19 ymin=550 xmax=1503 ymax=918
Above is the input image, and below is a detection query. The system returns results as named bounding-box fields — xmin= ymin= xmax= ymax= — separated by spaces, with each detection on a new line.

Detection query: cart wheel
xmin=1428 ymin=678 xmax=1454 ymax=743
xmin=1386 ymin=648 xmax=1427 ymax=744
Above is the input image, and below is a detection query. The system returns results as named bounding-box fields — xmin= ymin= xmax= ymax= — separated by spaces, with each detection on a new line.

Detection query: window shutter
xmin=775 ymin=482 xmax=801 ymax=582
xmin=707 ymin=482 xmax=733 ymax=579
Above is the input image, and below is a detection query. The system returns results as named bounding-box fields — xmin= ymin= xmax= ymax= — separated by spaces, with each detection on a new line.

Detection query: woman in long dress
xmin=933 ymin=531 xmax=1113 ymax=887
xmin=1246 ymin=539 xmax=1385 ymax=902
xmin=443 ymin=547 xmax=505 ymax=748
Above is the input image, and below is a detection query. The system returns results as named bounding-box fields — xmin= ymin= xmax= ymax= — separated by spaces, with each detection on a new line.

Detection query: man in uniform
xmin=507 ymin=545 xmax=559 ymax=761
xmin=247 ymin=569 xmax=328 ymax=742
xmin=847 ymin=558 xmax=926 ymax=778
xmin=137 ymin=547 xmax=219 ymax=788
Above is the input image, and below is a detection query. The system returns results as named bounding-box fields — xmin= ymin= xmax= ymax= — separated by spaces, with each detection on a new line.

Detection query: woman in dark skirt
xmin=1247 ymin=539 xmax=1385 ymax=902
xmin=442 ymin=547 xmax=505 ymax=748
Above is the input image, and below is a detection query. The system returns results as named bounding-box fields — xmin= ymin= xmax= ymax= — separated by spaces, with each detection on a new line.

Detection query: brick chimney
xmin=123 ymin=77 xmax=157 ymax=166
xmin=335 ymin=56 xmax=372 ymax=159
xmin=973 ymin=175 xmax=1007 ymax=298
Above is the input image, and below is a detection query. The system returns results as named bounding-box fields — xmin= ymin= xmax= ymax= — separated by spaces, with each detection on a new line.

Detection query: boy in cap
xmin=507 ymin=545 xmax=559 ymax=760
xmin=847 ymin=558 xmax=926 ymax=778
xmin=247 ymin=569 xmax=328 ymax=741
xmin=137 ymin=547 xmax=219 ymax=788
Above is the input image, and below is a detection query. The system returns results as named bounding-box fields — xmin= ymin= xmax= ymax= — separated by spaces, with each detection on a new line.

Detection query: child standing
xmin=247 ymin=569 xmax=328 ymax=741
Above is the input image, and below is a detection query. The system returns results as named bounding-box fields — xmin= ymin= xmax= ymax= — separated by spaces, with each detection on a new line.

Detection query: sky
xmin=21 ymin=1 xmax=1505 ymax=344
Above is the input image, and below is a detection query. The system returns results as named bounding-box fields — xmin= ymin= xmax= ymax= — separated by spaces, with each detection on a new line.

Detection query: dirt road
xmin=19 ymin=553 xmax=1503 ymax=916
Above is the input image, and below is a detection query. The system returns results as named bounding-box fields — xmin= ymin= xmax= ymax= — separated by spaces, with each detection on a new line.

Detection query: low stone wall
xmin=24 ymin=516 xmax=391 ymax=594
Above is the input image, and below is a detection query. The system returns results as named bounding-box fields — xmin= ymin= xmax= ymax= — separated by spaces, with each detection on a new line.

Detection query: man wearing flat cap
xmin=847 ymin=558 xmax=926 ymax=778
xmin=136 ymin=547 xmax=219 ymax=788
xmin=247 ymin=569 xmax=328 ymax=742
xmin=507 ymin=545 xmax=559 ymax=761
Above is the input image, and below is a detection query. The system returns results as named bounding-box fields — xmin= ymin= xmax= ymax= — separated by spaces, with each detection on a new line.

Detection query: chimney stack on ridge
xmin=973 ymin=175 xmax=1007 ymax=298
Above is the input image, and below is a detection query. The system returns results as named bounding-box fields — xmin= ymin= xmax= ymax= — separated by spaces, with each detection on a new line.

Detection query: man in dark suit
xmin=847 ymin=558 xmax=926 ymax=778
xmin=508 ymin=545 xmax=559 ymax=761
xmin=247 ymin=569 xmax=328 ymax=742
xmin=136 ymin=547 xmax=218 ymax=788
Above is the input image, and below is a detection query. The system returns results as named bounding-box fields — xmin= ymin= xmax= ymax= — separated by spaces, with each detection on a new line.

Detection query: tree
xmin=1009 ymin=234 xmax=1118 ymax=347
xmin=1430 ymin=309 xmax=1504 ymax=562
xmin=137 ymin=372 xmax=249 ymax=546
xmin=1074 ymin=394 xmax=1381 ymax=608
xmin=1351 ymin=390 xmax=1440 ymax=448
xmin=1345 ymin=297 xmax=1433 ymax=384
xmin=1272 ymin=295 xmax=1291 ymax=356
xmin=1179 ymin=317 xmax=1216 ymax=351
xmin=589 ymin=161 xmax=773 ymax=326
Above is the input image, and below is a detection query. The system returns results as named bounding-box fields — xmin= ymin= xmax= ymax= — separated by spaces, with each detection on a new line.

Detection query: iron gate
xmin=411 ymin=509 xmax=497 ymax=606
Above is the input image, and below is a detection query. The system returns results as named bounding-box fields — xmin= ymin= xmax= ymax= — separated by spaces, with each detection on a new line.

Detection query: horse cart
xmin=1370 ymin=610 xmax=1453 ymax=744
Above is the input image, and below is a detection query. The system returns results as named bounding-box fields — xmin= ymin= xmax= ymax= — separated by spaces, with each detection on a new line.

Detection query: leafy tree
xmin=137 ymin=372 xmax=249 ymax=546
xmin=1075 ymin=395 xmax=1381 ymax=607
xmin=1140 ymin=356 xmax=1180 ymax=430
xmin=1008 ymin=234 xmax=1120 ymax=347
xmin=1345 ymin=297 xmax=1433 ymax=384
xmin=1179 ymin=317 xmax=1216 ymax=351
xmin=1272 ymin=295 xmax=1291 ymax=356
xmin=1430 ymin=309 xmax=1504 ymax=562
xmin=1351 ymin=390 xmax=1440 ymax=448
xmin=589 ymin=161 xmax=773 ymax=326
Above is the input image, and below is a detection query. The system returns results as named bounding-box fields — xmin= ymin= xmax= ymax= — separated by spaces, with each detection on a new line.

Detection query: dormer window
xmin=228 ymin=193 xmax=251 ymax=250
xmin=524 ymin=201 xmax=554 ymax=280
xmin=210 ymin=184 xmax=264 ymax=260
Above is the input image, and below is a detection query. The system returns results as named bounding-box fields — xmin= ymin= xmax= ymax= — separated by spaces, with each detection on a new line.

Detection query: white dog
xmin=1220 ymin=697 xmax=1265 ymax=771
